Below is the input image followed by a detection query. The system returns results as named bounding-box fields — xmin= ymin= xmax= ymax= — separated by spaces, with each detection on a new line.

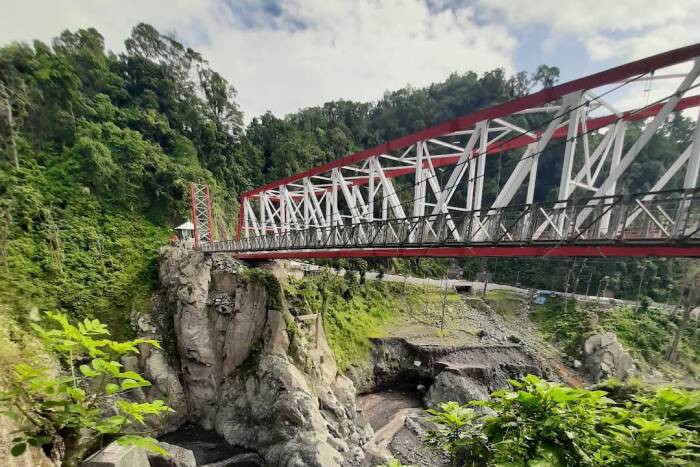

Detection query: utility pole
xmin=584 ymin=268 xmax=593 ymax=298
xmin=440 ymin=275 xmax=449 ymax=334
xmin=563 ymin=260 xmax=574 ymax=314
xmin=665 ymin=259 xmax=675 ymax=311
xmin=635 ymin=260 xmax=647 ymax=313
xmin=572 ymin=259 xmax=586 ymax=299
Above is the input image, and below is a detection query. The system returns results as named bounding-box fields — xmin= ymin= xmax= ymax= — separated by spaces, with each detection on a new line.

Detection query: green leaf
xmin=68 ymin=387 xmax=86 ymax=401
xmin=94 ymin=416 xmax=127 ymax=434
xmin=117 ymin=370 xmax=145 ymax=380
xmin=117 ymin=435 xmax=168 ymax=456
xmin=121 ymin=379 xmax=150 ymax=390
xmin=79 ymin=364 xmax=98 ymax=377
xmin=105 ymin=383 xmax=121 ymax=395
xmin=11 ymin=443 xmax=26 ymax=456
xmin=27 ymin=436 xmax=50 ymax=447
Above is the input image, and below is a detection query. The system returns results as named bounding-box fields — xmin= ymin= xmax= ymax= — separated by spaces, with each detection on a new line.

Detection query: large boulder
xmin=582 ymin=332 xmax=636 ymax=382
xmin=80 ymin=442 xmax=149 ymax=467
xmin=147 ymin=442 xmax=196 ymax=467
xmin=425 ymin=371 xmax=490 ymax=408
xmin=200 ymin=452 xmax=266 ymax=466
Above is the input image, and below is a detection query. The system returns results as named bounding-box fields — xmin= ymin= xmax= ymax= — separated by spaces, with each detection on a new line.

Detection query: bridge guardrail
xmin=200 ymin=188 xmax=700 ymax=254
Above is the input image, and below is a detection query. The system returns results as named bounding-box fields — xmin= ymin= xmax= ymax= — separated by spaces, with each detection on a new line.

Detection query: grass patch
xmin=530 ymin=298 xmax=590 ymax=357
xmin=285 ymin=272 xmax=420 ymax=372
xmin=485 ymin=290 xmax=524 ymax=317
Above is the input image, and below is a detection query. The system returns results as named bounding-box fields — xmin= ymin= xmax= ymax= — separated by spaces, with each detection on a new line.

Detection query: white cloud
xmin=0 ymin=0 xmax=516 ymax=119
xmin=0 ymin=0 xmax=211 ymax=52
xmin=3 ymin=0 xmax=697 ymax=121
xmin=477 ymin=0 xmax=700 ymax=63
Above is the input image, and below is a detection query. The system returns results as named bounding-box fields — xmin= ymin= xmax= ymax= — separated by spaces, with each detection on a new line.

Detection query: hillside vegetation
xmin=531 ymin=297 xmax=700 ymax=377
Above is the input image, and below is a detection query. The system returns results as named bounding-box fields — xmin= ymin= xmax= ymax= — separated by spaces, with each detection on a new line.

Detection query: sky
xmin=2 ymin=0 xmax=700 ymax=121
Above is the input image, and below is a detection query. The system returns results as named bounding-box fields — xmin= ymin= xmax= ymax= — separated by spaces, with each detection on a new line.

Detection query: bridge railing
xmin=201 ymin=189 xmax=700 ymax=253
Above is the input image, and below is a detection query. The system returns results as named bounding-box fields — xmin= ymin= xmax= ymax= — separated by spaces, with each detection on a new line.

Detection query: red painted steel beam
xmin=242 ymin=43 xmax=700 ymax=198
xmin=235 ymin=196 xmax=244 ymax=241
xmin=233 ymin=245 xmax=700 ymax=260
xmin=189 ymin=182 xmax=200 ymax=250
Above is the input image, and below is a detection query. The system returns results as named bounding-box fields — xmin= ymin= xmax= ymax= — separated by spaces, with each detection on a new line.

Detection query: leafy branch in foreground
xmin=424 ymin=375 xmax=700 ymax=466
xmin=378 ymin=459 xmax=417 ymax=467
xmin=0 ymin=312 xmax=172 ymax=467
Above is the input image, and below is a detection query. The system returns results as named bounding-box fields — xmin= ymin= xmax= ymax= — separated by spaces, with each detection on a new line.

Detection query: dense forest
xmin=0 ymin=24 xmax=696 ymax=337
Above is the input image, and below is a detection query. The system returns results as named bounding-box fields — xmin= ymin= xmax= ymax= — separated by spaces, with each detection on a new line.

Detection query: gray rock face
xmin=583 ymin=332 xmax=636 ymax=382
xmin=200 ymin=452 xmax=266 ymax=467
xmin=368 ymin=337 xmax=541 ymax=409
xmin=147 ymin=442 xmax=196 ymax=467
xmin=80 ymin=442 xmax=149 ymax=467
xmin=141 ymin=249 xmax=371 ymax=466
xmin=135 ymin=312 xmax=188 ymax=433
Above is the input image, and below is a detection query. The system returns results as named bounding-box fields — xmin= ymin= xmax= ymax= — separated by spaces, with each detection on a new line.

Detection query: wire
xmin=253 ymin=72 xmax=650 ymax=225
xmin=363 ymin=80 xmax=699 ymax=217
xmin=346 ymin=72 xmax=664 ymax=214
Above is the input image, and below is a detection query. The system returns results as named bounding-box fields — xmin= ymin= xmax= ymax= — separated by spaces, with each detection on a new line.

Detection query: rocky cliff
xmin=136 ymin=248 xmax=372 ymax=466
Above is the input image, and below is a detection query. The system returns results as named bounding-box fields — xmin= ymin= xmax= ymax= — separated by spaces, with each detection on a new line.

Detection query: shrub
xmin=0 ymin=312 xmax=172 ymax=466
xmin=379 ymin=459 xmax=417 ymax=467
xmin=425 ymin=375 xmax=700 ymax=466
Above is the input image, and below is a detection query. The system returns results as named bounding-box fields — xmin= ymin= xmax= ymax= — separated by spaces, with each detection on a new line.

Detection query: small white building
xmin=174 ymin=220 xmax=195 ymax=242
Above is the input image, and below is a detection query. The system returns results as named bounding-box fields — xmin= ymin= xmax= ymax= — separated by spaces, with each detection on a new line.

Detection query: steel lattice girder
xmin=223 ymin=44 xmax=700 ymax=258
xmin=189 ymin=182 xmax=214 ymax=248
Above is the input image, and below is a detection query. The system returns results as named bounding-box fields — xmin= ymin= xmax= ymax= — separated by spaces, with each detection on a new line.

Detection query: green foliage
xmin=0 ymin=312 xmax=172 ymax=466
xmin=603 ymin=305 xmax=680 ymax=364
xmin=0 ymin=24 xmax=246 ymax=339
xmin=424 ymin=375 xmax=700 ymax=466
xmin=378 ymin=459 xmax=417 ymax=467
xmin=237 ymin=338 xmax=263 ymax=379
xmin=424 ymin=402 xmax=488 ymax=465
xmin=529 ymin=297 xmax=700 ymax=372
xmin=485 ymin=290 xmax=524 ymax=318
xmin=530 ymin=298 xmax=590 ymax=357
xmin=240 ymin=268 xmax=282 ymax=310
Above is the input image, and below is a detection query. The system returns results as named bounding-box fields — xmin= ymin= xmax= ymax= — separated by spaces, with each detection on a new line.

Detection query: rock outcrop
xmin=368 ymin=337 xmax=541 ymax=408
xmin=139 ymin=249 xmax=371 ymax=466
xmin=148 ymin=442 xmax=197 ymax=467
xmin=582 ymin=332 xmax=636 ymax=382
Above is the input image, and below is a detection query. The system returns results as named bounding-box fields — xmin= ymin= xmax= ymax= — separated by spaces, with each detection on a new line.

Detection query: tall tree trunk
xmin=1 ymin=85 xmax=18 ymax=169
xmin=668 ymin=304 xmax=692 ymax=363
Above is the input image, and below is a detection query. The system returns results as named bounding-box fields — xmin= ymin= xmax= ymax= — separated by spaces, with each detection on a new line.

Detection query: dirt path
xmin=365 ymin=407 xmax=424 ymax=460
xmin=358 ymin=391 xmax=424 ymax=461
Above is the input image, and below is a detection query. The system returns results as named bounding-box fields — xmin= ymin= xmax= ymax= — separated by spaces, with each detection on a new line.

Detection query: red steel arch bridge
xmin=191 ymin=44 xmax=700 ymax=260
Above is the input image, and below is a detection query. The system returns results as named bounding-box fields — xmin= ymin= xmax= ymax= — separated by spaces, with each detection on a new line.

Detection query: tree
xmin=198 ymin=68 xmax=244 ymax=137
xmin=531 ymin=64 xmax=560 ymax=89
xmin=0 ymin=313 xmax=172 ymax=466
xmin=667 ymin=269 xmax=700 ymax=362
